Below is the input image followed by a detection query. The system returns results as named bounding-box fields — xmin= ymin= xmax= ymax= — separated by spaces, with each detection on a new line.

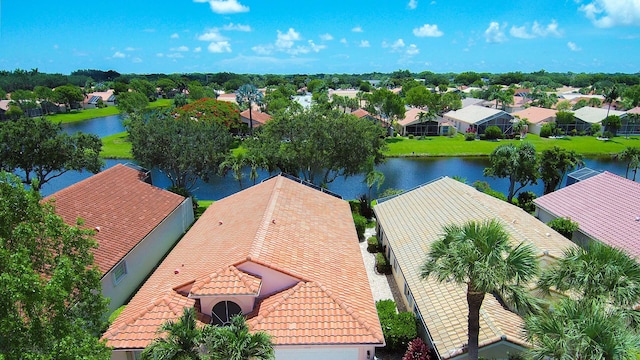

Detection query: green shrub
xmin=516 ymin=191 xmax=537 ymax=213
xmin=484 ymin=125 xmax=503 ymax=140
xmin=359 ymin=194 xmax=374 ymax=219
xmin=547 ymin=217 xmax=579 ymax=239
xmin=108 ymin=305 xmax=126 ymax=324
xmin=375 ymin=252 xmax=391 ymax=274
xmin=464 ymin=132 xmax=476 ymax=141
xmin=514 ymin=134 xmax=521 ymax=140
xmin=472 ymin=181 xmax=507 ymax=201
xmin=367 ymin=236 xmax=379 ymax=253
xmin=590 ymin=123 xmax=601 ymax=136
xmin=603 ymin=130 xmax=614 ymax=139
xmin=348 ymin=200 xmax=360 ymax=215
xmin=353 ymin=213 xmax=367 ymax=241
xmin=540 ymin=123 xmax=553 ymax=138
xmin=376 ymin=300 xmax=417 ymax=351
xmin=408 ymin=134 xmax=414 ymax=139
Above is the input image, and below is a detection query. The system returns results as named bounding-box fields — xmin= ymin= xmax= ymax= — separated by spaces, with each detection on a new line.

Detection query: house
xmin=44 ymin=164 xmax=194 ymax=313
xmin=240 ymin=109 xmax=272 ymax=129
xmin=396 ymin=107 xmax=453 ymax=137
xmin=104 ymin=175 xmax=384 ymax=360
xmin=374 ymin=177 xmax=575 ymax=359
xmin=443 ymin=105 xmax=514 ymax=135
xmin=573 ymin=106 xmax=627 ymax=134
xmin=83 ymin=89 xmax=116 ymax=108
xmin=534 ymin=171 xmax=640 ymax=257
xmin=511 ymin=107 xmax=557 ymax=135
xmin=351 ymin=108 xmax=392 ymax=134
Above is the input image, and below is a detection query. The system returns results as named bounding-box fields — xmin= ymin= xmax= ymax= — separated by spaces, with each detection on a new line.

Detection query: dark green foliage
xmin=547 ymin=217 xmax=579 ymax=239
xmin=352 ymin=213 xmax=367 ymax=241
xmin=602 ymin=115 xmax=622 ymax=136
xmin=359 ymin=194 xmax=374 ymax=219
xmin=0 ymin=116 xmax=103 ymax=190
xmin=403 ymin=337 xmax=437 ymax=360
xmin=472 ymin=181 xmax=507 ymax=201
xmin=539 ymin=146 xmax=584 ymax=194
xmin=0 ymin=172 xmax=110 ymax=359
xmin=375 ymin=252 xmax=391 ymax=274
xmin=484 ymin=125 xmax=503 ymax=140
xmin=126 ymin=108 xmax=233 ymax=191
xmin=376 ymin=300 xmax=417 ymax=351
xmin=367 ymin=236 xmax=379 ymax=253
xmin=484 ymin=143 xmax=539 ymax=203
xmin=465 ymin=132 xmax=476 ymax=141
xmin=516 ymin=191 xmax=537 ymax=213
xmin=539 ymin=123 xmax=553 ymax=138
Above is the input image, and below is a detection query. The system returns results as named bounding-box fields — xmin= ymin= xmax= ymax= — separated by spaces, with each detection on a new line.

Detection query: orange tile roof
xmin=512 ymin=107 xmax=557 ymax=124
xmin=190 ymin=265 xmax=262 ymax=296
xmin=104 ymin=175 xmax=383 ymax=349
xmin=44 ymin=164 xmax=186 ymax=275
xmin=398 ymin=107 xmax=429 ymax=126
xmin=240 ymin=109 xmax=272 ymax=127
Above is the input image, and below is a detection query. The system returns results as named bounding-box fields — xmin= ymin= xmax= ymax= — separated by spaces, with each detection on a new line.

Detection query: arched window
xmin=211 ymin=301 xmax=242 ymax=326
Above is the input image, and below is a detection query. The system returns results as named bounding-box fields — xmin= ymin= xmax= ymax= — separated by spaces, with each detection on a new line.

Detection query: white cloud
xmin=308 ymin=40 xmax=326 ymax=52
xmin=252 ymin=45 xmax=273 ymax=55
xmin=193 ymin=0 xmax=249 ymax=14
xmin=166 ymin=53 xmax=184 ymax=58
xmin=352 ymin=26 xmax=363 ymax=32
xmin=132 ymin=57 xmax=143 ymax=63
xmin=170 ymin=46 xmax=190 ymax=52
xmin=408 ymin=0 xmax=418 ymax=9
xmin=198 ymin=29 xmax=227 ymax=42
xmin=392 ymin=39 xmax=405 ymax=49
xmin=112 ymin=51 xmax=126 ymax=58
xmin=124 ymin=47 xmax=139 ymax=51
xmin=156 ymin=53 xmax=164 ymax=57
xmin=413 ymin=24 xmax=444 ymax=37
xmin=484 ymin=21 xmax=507 ymax=43
xmin=406 ymin=44 xmax=419 ymax=55
xmin=194 ymin=47 xmax=202 ymax=53
xmin=359 ymin=40 xmax=370 ymax=47
xmin=170 ymin=33 xmax=179 ymax=39
xmin=340 ymin=38 xmax=348 ymax=45
xmin=208 ymin=41 xmax=232 ymax=53
xmin=509 ymin=25 xmax=535 ymax=39
xmin=568 ymin=41 xmax=582 ymax=51
xmin=275 ymin=28 xmax=301 ymax=49
xmin=320 ymin=33 xmax=334 ymax=41
xmin=252 ymin=28 xmax=327 ymax=56
xmin=510 ymin=20 xmax=561 ymax=39
xmin=223 ymin=23 xmax=252 ymax=32
xmin=579 ymin=0 xmax=640 ymax=28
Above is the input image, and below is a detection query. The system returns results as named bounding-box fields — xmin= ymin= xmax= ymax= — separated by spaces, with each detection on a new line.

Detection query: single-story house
xmin=397 ymin=108 xmax=452 ymax=136
xmin=83 ymin=90 xmax=116 ymax=108
xmin=573 ymin=106 xmax=627 ymax=134
xmin=351 ymin=108 xmax=392 ymax=134
xmin=443 ymin=105 xmax=514 ymax=135
xmin=44 ymin=164 xmax=194 ymax=313
xmin=374 ymin=177 xmax=575 ymax=359
xmin=460 ymin=97 xmax=485 ymax=108
xmin=534 ymin=171 xmax=640 ymax=258
xmin=104 ymin=175 xmax=384 ymax=360
xmin=240 ymin=109 xmax=272 ymax=129
xmin=216 ymin=93 xmax=238 ymax=104
xmin=512 ymin=107 xmax=557 ymax=135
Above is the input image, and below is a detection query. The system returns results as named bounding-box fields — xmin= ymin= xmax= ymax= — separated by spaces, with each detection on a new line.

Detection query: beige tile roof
xmin=573 ymin=106 xmax=626 ymax=124
xmin=444 ymin=105 xmax=510 ymax=125
xmin=104 ymin=175 xmax=383 ymax=349
xmin=44 ymin=164 xmax=187 ymax=275
xmin=374 ymin=177 xmax=575 ymax=358
xmin=512 ymin=107 xmax=557 ymax=125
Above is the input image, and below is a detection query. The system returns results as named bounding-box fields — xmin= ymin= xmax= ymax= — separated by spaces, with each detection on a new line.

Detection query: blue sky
xmin=1 ymin=0 xmax=639 ymax=75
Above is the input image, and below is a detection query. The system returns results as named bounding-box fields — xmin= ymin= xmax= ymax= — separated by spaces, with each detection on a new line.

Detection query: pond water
xmin=44 ymin=115 xmax=631 ymax=200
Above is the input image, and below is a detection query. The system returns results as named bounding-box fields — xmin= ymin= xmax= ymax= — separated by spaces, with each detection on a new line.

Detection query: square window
xmin=113 ymin=261 xmax=128 ymax=285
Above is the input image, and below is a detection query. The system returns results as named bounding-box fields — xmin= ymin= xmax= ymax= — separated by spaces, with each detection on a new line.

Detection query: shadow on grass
xmin=385 ymin=137 xmax=404 ymax=144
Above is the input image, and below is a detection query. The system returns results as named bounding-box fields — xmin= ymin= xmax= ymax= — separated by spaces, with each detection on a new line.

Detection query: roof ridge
xmin=237 ymin=257 xmax=310 ymax=283
xmin=248 ymin=176 xmax=283 ymax=260
xmin=312 ymin=281 xmax=385 ymax=343
xmin=249 ymin=282 xmax=303 ymax=325
xmin=106 ymin=292 xmax=185 ymax=338
xmin=229 ymin=265 xmax=262 ymax=293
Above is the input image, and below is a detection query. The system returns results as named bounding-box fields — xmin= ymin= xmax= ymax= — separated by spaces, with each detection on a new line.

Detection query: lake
xmin=43 ymin=115 xmax=631 ymax=200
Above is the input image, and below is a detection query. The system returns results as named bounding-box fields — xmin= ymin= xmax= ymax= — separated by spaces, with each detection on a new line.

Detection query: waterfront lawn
xmin=101 ymin=131 xmax=133 ymax=159
xmin=385 ymin=134 xmax=640 ymax=157
xmin=47 ymin=106 xmax=120 ymax=123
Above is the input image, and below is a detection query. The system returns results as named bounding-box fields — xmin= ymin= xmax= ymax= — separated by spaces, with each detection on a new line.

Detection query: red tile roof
xmin=103 ymin=175 xmax=383 ymax=348
xmin=240 ymin=109 xmax=272 ymax=127
xmin=44 ymin=164 xmax=187 ymax=275
xmin=534 ymin=171 xmax=640 ymax=258
xmin=190 ymin=265 xmax=262 ymax=296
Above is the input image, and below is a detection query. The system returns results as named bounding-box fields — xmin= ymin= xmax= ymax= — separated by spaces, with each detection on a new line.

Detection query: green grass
xmin=384 ymin=134 xmax=640 ymax=157
xmin=148 ymin=98 xmax=172 ymax=109
xmin=101 ymin=131 xmax=133 ymax=159
xmin=47 ymin=107 xmax=120 ymax=123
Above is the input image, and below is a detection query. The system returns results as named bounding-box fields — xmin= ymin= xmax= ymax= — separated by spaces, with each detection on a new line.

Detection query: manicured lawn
xmin=101 ymin=132 xmax=133 ymax=159
xmin=148 ymin=98 xmax=173 ymax=109
xmin=47 ymin=107 xmax=120 ymax=123
xmin=385 ymin=134 xmax=640 ymax=157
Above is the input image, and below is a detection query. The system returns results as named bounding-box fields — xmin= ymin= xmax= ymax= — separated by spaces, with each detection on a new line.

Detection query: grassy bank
xmin=48 ymin=107 xmax=120 ymax=123
xmin=384 ymin=134 xmax=640 ymax=157
xmin=101 ymin=132 xmax=132 ymax=159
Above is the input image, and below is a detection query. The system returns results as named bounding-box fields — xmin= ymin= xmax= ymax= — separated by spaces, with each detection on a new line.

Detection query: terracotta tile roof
xmin=351 ymin=108 xmax=371 ymax=118
xmin=104 ymin=175 xmax=383 ymax=349
xmin=534 ymin=171 xmax=640 ymax=258
xmin=44 ymin=164 xmax=187 ymax=275
xmin=240 ymin=109 xmax=272 ymax=127
xmin=512 ymin=107 xmax=557 ymax=125
xmin=628 ymin=107 xmax=640 ymax=115
xmin=190 ymin=265 xmax=262 ymax=296
xmin=374 ymin=177 xmax=575 ymax=358
xmin=398 ymin=107 xmax=429 ymax=126
xmin=351 ymin=108 xmax=390 ymax=127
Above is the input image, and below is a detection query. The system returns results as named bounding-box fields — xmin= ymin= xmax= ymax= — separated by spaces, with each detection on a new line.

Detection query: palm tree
xmin=588 ymin=97 xmax=602 ymax=108
xmin=202 ymin=314 xmax=274 ymax=360
xmin=618 ymin=146 xmax=640 ymax=181
xmin=363 ymin=157 xmax=385 ymax=199
xmin=604 ymin=84 xmax=620 ymax=119
xmin=141 ymin=307 xmax=203 ymax=360
xmin=236 ymin=84 xmax=264 ymax=135
xmin=420 ymin=219 xmax=539 ymax=360
xmin=219 ymin=153 xmax=247 ymax=190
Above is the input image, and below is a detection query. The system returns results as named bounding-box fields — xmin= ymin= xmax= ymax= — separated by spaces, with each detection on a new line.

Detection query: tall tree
xmin=141 ymin=307 xmax=202 ymax=360
xmin=604 ymin=84 xmax=620 ymax=119
xmin=0 ymin=172 xmax=110 ymax=359
xmin=201 ymin=315 xmax=274 ymax=360
xmin=53 ymin=84 xmax=84 ymax=112
xmin=236 ymin=84 xmax=264 ymax=134
xmin=483 ymin=143 xmax=539 ymax=202
xmin=0 ymin=117 xmax=103 ymax=191
xmin=421 ymin=219 xmax=539 ymax=360
xmin=618 ymin=146 xmax=640 ymax=181
xmin=365 ymin=88 xmax=405 ymax=125
xmin=116 ymin=91 xmax=149 ymax=116
xmin=539 ymin=146 xmax=584 ymax=194
xmin=126 ymin=108 xmax=234 ymax=192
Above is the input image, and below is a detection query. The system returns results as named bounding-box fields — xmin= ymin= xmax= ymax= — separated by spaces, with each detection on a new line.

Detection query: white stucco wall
xmin=102 ymin=197 xmax=194 ymax=313
xmin=236 ymin=261 xmax=301 ymax=297
xmin=275 ymin=345 xmax=374 ymax=360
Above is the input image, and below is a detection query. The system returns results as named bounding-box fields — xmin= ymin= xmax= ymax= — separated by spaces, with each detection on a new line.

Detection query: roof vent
xmin=219 ymin=221 xmax=223 ymax=225
xmin=635 ymin=216 xmax=640 ymax=222
xmin=174 ymin=268 xmax=180 ymax=274
xmin=95 ymin=226 xmax=101 ymax=232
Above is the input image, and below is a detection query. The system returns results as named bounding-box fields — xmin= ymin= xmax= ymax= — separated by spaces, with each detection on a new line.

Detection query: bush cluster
xmin=352 ymin=213 xmax=367 ymax=241
xmin=376 ymin=300 xmax=418 ymax=351
xmin=367 ymin=236 xmax=380 ymax=253
xmin=547 ymin=217 xmax=579 ymax=239
xmin=375 ymin=252 xmax=391 ymax=274
xmin=484 ymin=125 xmax=503 ymax=140
xmin=464 ymin=132 xmax=476 ymax=141
xmin=402 ymin=338 xmax=437 ymax=360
